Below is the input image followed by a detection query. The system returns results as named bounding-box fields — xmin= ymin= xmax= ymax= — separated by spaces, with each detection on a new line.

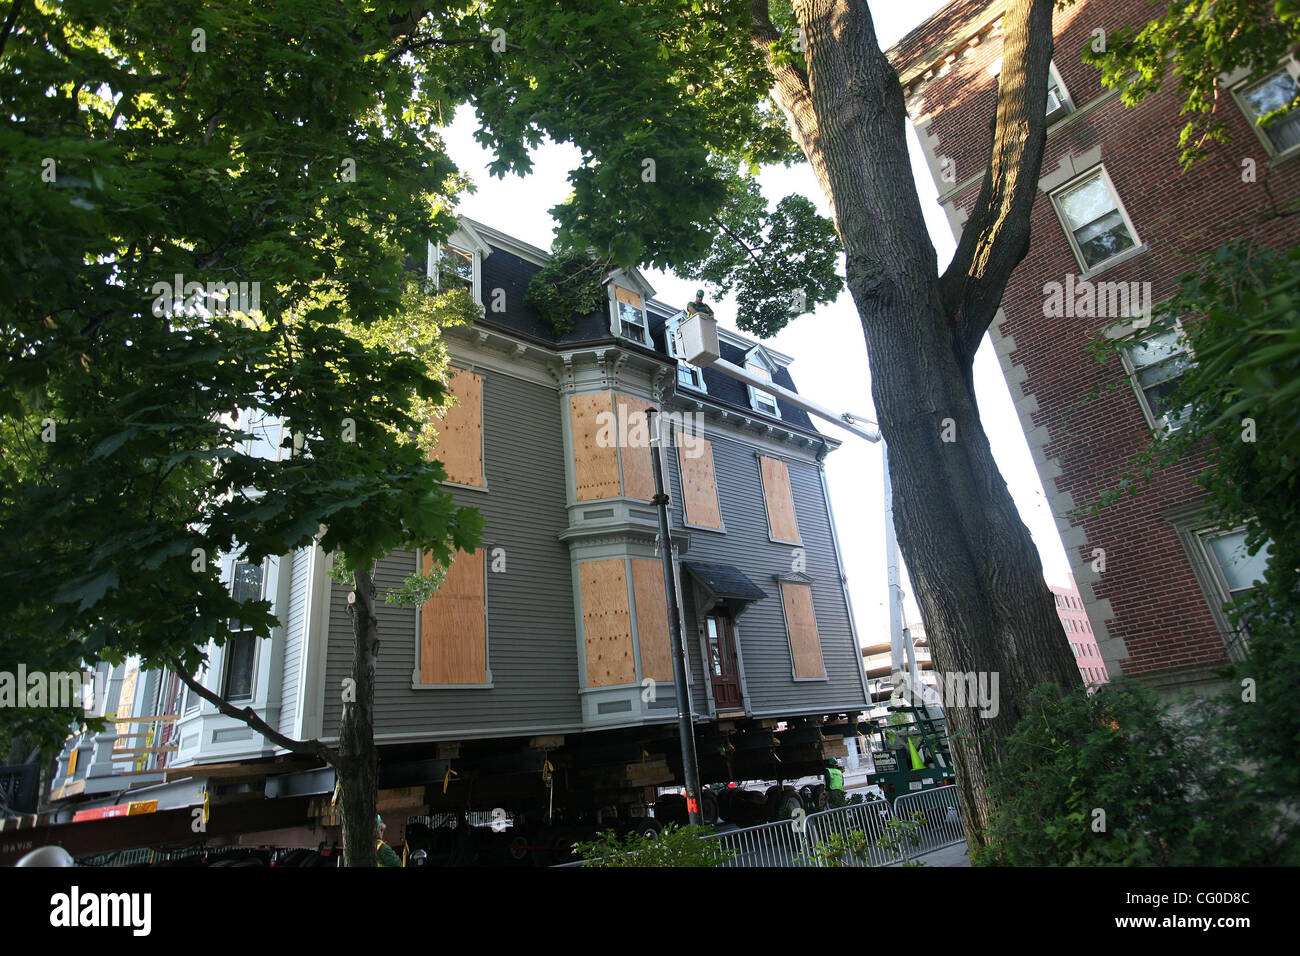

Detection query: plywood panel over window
xmin=759 ymin=455 xmax=801 ymax=544
xmin=631 ymin=558 xmax=672 ymax=683
xmin=570 ymin=393 xmax=621 ymax=501
xmin=580 ymin=558 xmax=636 ymax=687
xmin=617 ymin=394 xmax=656 ymax=502
xmin=420 ymin=548 xmax=486 ymax=684
xmin=678 ymin=438 xmax=722 ymax=530
xmin=780 ymin=581 xmax=825 ymax=679
xmin=429 ymin=367 xmax=483 ymax=487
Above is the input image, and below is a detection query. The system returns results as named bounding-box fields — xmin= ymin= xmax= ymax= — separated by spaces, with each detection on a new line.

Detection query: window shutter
xmin=430 ymin=367 xmax=483 ymax=487
xmin=570 ymin=393 xmax=621 ymax=501
xmin=759 ymin=455 xmax=801 ymax=544
xmin=781 ymin=582 xmax=825 ymax=678
xmin=580 ymin=559 xmax=636 ymax=687
xmin=419 ymin=549 xmax=487 ymax=684
xmin=677 ymin=438 xmax=722 ymax=530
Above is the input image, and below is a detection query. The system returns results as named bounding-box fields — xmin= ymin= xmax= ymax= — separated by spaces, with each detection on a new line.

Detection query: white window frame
xmin=1231 ymin=58 xmax=1300 ymax=160
xmin=1046 ymin=61 xmax=1074 ymax=125
xmin=1117 ymin=322 xmax=1193 ymax=435
xmin=609 ymin=284 xmax=651 ymax=345
xmin=665 ymin=314 xmax=707 ymax=392
xmin=222 ymin=558 xmax=264 ymax=703
xmin=1049 ymin=165 xmax=1142 ymax=275
xmin=743 ymin=347 xmax=781 ymax=418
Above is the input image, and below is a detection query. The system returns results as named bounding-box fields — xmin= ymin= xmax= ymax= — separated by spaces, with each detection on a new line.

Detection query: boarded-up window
xmin=580 ymin=558 xmax=636 ymax=687
xmin=617 ymin=394 xmax=656 ymax=502
xmin=112 ymin=664 xmax=139 ymax=751
xmin=780 ymin=581 xmax=825 ymax=679
xmin=631 ymin=558 xmax=672 ymax=682
xmin=570 ymin=393 xmax=621 ymax=501
xmin=678 ymin=438 xmax=722 ymax=530
xmin=430 ymin=368 xmax=483 ymax=487
xmin=759 ymin=456 xmax=801 ymax=544
xmin=420 ymin=548 xmax=487 ymax=684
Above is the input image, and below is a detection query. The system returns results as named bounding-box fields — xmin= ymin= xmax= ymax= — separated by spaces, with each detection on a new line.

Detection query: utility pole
xmin=646 ymin=407 xmax=704 ymax=826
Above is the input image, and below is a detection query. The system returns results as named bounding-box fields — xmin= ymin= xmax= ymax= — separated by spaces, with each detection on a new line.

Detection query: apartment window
xmin=665 ymin=316 xmax=706 ymax=391
xmin=1234 ymin=63 xmax=1300 ymax=157
xmin=1200 ymin=530 xmax=1271 ymax=605
xmin=222 ymin=560 xmax=263 ymax=701
xmin=1046 ymin=62 xmax=1073 ymax=124
xmin=744 ymin=349 xmax=781 ymax=417
xmin=1121 ymin=327 xmax=1192 ymax=433
xmin=1050 ymin=167 xmax=1140 ymax=271
xmin=433 ymin=243 xmax=474 ymax=293
xmin=612 ymin=286 xmax=650 ymax=344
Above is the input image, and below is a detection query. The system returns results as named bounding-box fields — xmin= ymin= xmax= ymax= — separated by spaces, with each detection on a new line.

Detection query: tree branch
xmin=169 ymin=657 xmax=337 ymax=764
xmin=0 ymin=0 xmax=25 ymax=62
xmin=939 ymin=0 xmax=1057 ymax=364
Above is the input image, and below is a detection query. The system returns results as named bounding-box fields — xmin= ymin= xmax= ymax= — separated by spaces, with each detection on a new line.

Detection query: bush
xmin=975 ymin=682 xmax=1292 ymax=866
xmin=573 ymin=823 xmax=734 ymax=867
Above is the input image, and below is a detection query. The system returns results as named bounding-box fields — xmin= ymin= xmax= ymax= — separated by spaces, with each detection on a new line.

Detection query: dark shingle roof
xmin=681 ymin=562 xmax=768 ymax=602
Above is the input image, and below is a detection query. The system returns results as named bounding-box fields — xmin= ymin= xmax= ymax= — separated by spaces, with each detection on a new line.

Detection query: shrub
xmin=573 ymin=823 xmax=734 ymax=867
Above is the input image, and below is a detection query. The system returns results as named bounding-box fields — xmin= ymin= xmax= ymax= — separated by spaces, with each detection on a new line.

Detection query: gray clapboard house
xmin=49 ymin=218 xmax=872 ymax=828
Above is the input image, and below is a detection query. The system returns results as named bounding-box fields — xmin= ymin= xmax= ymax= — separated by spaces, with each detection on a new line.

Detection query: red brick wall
xmin=894 ymin=0 xmax=1300 ymax=681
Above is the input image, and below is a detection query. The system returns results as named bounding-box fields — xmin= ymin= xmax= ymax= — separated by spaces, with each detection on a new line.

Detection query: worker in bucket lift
xmin=686 ymin=289 xmax=714 ymax=318
xmin=376 ymin=813 xmax=402 ymax=867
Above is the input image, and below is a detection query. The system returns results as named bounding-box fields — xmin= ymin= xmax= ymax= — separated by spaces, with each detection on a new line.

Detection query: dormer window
xmin=665 ymin=314 xmax=707 ymax=392
xmin=744 ymin=348 xmax=781 ymax=418
xmin=426 ymin=221 xmax=491 ymax=305
xmin=612 ymin=286 xmax=650 ymax=345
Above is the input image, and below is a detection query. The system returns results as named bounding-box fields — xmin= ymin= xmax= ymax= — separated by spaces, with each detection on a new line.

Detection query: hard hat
xmin=16 ymin=845 xmax=75 ymax=867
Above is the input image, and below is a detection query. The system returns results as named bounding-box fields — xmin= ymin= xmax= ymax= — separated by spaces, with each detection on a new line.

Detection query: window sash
xmin=1052 ymin=169 xmax=1139 ymax=271
xmin=1239 ymin=68 xmax=1300 ymax=154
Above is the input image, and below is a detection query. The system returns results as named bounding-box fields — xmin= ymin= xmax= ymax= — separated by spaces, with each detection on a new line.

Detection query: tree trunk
xmin=338 ymin=566 xmax=381 ymax=866
xmin=759 ymin=0 xmax=1083 ymax=847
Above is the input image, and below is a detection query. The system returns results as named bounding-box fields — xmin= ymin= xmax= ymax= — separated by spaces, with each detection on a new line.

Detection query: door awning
xmin=681 ymin=562 xmax=768 ymax=607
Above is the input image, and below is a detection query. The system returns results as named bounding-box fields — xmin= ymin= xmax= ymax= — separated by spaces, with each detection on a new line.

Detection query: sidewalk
xmin=898 ymin=842 xmax=971 ymax=867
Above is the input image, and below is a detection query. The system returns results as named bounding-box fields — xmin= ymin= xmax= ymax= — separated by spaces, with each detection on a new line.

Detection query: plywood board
xmin=760 ymin=455 xmax=801 ymax=544
xmin=781 ymin=581 xmax=825 ymax=679
xmin=617 ymin=394 xmax=656 ymax=502
xmin=420 ymin=548 xmax=486 ymax=684
xmin=614 ymin=286 xmax=643 ymax=309
xmin=113 ymin=665 xmax=138 ymax=751
xmin=678 ymin=438 xmax=722 ymax=529
xmin=429 ymin=367 xmax=483 ymax=487
xmin=580 ymin=559 xmax=636 ymax=687
xmin=570 ymin=393 xmax=621 ymax=501
xmin=631 ymin=558 xmax=672 ymax=683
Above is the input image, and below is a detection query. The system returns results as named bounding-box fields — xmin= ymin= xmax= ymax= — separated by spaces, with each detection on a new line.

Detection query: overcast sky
xmin=439 ymin=1 xmax=1073 ymax=643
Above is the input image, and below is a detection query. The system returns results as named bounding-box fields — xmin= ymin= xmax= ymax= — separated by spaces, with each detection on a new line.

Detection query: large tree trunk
xmin=754 ymin=0 xmax=1083 ymax=847
xmin=338 ymin=566 xmax=381 ymax=866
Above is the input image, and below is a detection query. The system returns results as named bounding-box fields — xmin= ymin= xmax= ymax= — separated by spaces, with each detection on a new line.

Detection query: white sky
xmin=440 ymin=0 xmax=1072 ymax=644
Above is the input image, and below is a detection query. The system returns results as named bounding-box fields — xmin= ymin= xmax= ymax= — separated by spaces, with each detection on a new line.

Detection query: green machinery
xmin=862 ymin=703 xmax=955 ymax=804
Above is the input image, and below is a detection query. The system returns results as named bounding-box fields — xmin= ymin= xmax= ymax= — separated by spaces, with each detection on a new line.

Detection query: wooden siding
xmin=580 ymin=558 xmax=636 ymax=687
xmin=678 ymin=438 xmax=722 ymax=530
xmin=759 ymin=455 xmax=801 ymax=544
xmin=570 ymin=392 xmax=621 ymax=501
xmin=780 ymin=581 xmax=826 ymax=678
xmin=631 ymin=558 xmax=672 ymax=682
xmin=420 ymin=548 xmax=487 ymax=685
xmin=430 ymin=367 xmax=483 ymax=487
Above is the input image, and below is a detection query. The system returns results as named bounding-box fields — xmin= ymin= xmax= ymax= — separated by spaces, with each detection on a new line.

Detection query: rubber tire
xmin=700 ymin=791 xmax=720 ymax=826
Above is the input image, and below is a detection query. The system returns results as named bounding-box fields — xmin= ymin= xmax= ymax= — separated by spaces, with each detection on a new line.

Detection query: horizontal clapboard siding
xmin=321 ymin=371 xmax=580 ymax=739
xmin=278 ymin=547 xmax=309 ymax=738
xmin=668 ymin=432 xmax=867 ymax=716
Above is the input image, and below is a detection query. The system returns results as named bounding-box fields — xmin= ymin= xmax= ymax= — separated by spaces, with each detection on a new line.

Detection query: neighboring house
xmin=888 ymin=0 xmax=1292 ymax=697
xmin=48 ymin=218 xmax=871 ymax=833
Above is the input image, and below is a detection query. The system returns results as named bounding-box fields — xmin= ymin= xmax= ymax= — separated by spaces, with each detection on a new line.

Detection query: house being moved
xmin=26 ymin=219 xmax=873 ymax=862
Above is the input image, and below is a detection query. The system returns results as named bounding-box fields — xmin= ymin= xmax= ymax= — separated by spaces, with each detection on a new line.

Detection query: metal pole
xmin=646 ymin=408 xmax=703 ymax=827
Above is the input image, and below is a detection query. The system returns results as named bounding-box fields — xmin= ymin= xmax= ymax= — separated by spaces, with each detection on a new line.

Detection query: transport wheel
xmin=700 ymin=791 xmax=720 ymax=826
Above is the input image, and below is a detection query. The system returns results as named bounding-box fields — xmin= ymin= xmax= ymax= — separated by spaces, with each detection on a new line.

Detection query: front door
xmin=706 ymin=613 xmax=743 ymax=711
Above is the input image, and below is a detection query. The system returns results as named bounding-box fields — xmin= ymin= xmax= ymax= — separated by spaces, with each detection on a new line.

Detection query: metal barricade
xmin=890 ymin=784 xmax=964 ymax=855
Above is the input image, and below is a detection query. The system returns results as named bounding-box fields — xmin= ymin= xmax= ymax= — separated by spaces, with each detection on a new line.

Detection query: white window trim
xmin=743 ymin=346 xmax=782 ymax=418
xmin=1116 ymin=319 xmax=1193 ymax=435
xmin=1230 ymin=57 xmax=1300 ymax=161
xmin=609 ymin=284 xmax=651 ymax=346
xmin=221 ymin=557 xmax=265 ymax=703
xmin=1048 ymin=165 xmax=1143 ymax=275
xmin=665 ymin=314 xmax=707 ymax=392
xmin=1046 ymin=61 xmax=1074 ymax=126
xmin=427 ymin=222 xmax=491 ymax=304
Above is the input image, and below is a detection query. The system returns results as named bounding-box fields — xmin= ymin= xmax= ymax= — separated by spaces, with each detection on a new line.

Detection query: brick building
xmin=1052 ymin=574 xmax=1109 ymax=690
xmin=889 ymin=0 xmax=1294 ymax=695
